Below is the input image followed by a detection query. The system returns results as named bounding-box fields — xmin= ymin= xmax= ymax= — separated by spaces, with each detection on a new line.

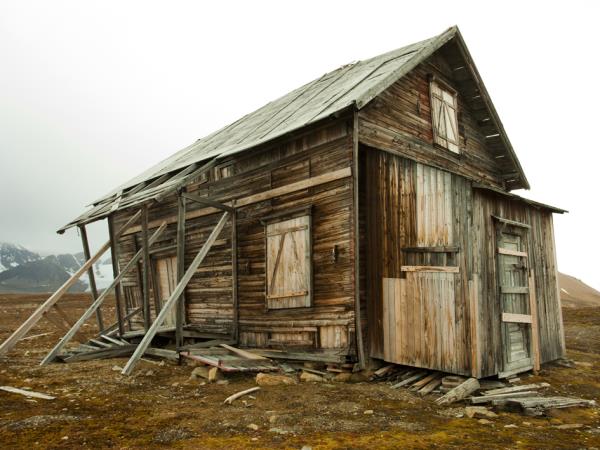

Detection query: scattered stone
xmin=333 ymin=372 xmax=352 ymax=383
xmin=301 ymin=446 xmax=312 ymax=450
xmin=190 ymin=366 xmax=223 ymax=382
xmin=172 ymin=382 xmax=179 ymax=387
xmin=111 ymin=366 xmax=122 ymax=372
xmin=256 ymin=373 xmax=297 ymax=386
xmin=216 ymin=380 xmax=229 ymax=385
xmin=555 ymin=423 xmax=583 ymax=430
xmin=61 ymin=436 xmax=69 ymax=440
xmin=554 ymin=358 xmax=576 ymax=368
xmin=247 ymin=423 xmax=259 ymax=431
xmin=363 ymin=410 xmax=374 ymax=415
xmin=145 ymin=370 xmax=154 ymax=377
xmin=465 ymin=406 xmax=498 ymax=419
xmin=522 ymin=421 xmax=531 ymax=426
xmin=300 ymin=371 xmax=324 ymax=383
xmin=478 ymin=419 xmax=492 ymax=425
xmin=269 ymin=415 xmax=279 ymax=424
xmin=349 ymin=371 xmax=370 ymax=383
xmin=507 ymin=377 xmax=520 ymax=384
xmin=504 ymin=424 xmax=518 ymax=429
xmin=269 ymin=427 xmax=290 ymax=435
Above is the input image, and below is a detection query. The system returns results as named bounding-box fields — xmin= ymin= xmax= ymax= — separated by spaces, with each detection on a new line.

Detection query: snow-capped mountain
xmin=0 ymin=242 xmax=41 ymax=271
xmin=0 ymin=242 xmax=114 ymax=293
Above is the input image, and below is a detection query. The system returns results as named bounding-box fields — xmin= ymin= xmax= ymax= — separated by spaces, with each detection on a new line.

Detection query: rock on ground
xmin=256 ymin=373 xmax=297 ymax=386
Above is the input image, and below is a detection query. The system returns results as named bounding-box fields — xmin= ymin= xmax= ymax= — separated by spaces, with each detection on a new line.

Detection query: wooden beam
xmin=352 ymin=110 xmax=365 ymax=369
xmin=231 ymin=206 xmax=239 ymax=343
xmin=108 ymin=216 xmax=125 ymax=335
xmin=141 ymin=206 xmax=151 ymax=331
xmin=469 ymin=275 xmax=480 ymax=378
xmin=122 ymin=167 xmax=352 ymax=235
xmin=154 ymin=158 xmax=217 ymax=203
xmin=219 ymin=343 xmax=267 ymax=360
xmin=498 ymin=247 xmax=528 ymax=258
xmin=0 ymin=210 xmax=141 ymax=357
xmin=492 ymin=216 xmax=531 ymax=229
xmin=402 ymin=246 xmax=460 ymax=253
xmin=79 ymin=224 xmax=104 ymax=330
xmin=98 ymin=306 xmax=142 ymax=336
xmin=182 ymin=192 xmax=234 ymax=213
xmin=121 ymin=212 xmax=230 ymax=375
xmin=40 ymin=222 xmax=168 ymax=365
xmin=529 ymin=272 xmax=541 ymax=372
xmin=401 ymin=265 xmax=460 ymax=273
xmin=501 ymin=312 xmax=532 ymax=324
xmin=500 ymin=286 xmax=529 ymax=294
xmin=175 ymin=191 xmax=186 ymax=349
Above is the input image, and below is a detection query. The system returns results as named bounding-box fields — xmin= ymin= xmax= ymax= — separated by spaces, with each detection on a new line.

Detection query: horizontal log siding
xmin=358 ymin=56 xmax=506 ymax=189
xmin=112 ymin=118 xmax=356 ymax=351
xmin=472 ymin=190 xmax=564 ymax=377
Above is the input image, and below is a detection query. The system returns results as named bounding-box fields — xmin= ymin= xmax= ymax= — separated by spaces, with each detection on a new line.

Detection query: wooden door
xmin=497 ymin=229 xmax=533 ymax=377
xmin=155 ymin=256 xmax=178 ymax=327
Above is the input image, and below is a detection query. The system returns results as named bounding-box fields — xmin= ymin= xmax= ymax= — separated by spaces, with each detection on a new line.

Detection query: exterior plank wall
xmin=472 ymin=190 xmax=564 ymax=376
xmin=111 ymin=117 xmax=358 ymax=354
xmin=364 ymin=150 xmax=472 ymax=375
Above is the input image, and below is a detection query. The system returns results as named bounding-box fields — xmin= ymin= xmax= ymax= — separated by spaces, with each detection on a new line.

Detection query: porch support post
xmin=352 ymin=110 xmax=365 ymax=368
xmin=141 ymin=205 xmax=151 ymax=331
xmin=108 ymin=215 xmax=126 ymax=336
xmin=79 ymin=224 xmax=104 ymax=331
xmin=121 ymin=212 xmax=230 ymax=376
xmin=231 ymin=204 xmax=239 ymax=342
xmin=175 ymin=190 xmax=186 ymax=350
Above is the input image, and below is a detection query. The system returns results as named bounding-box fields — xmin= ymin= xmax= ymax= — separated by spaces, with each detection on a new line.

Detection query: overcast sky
xmin=0 ymin=1 xmax=598 ymax=289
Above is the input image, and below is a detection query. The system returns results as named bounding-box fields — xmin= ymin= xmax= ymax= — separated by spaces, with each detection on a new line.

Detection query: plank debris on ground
xmin=0 ymin=386 xmax=56 ymax=400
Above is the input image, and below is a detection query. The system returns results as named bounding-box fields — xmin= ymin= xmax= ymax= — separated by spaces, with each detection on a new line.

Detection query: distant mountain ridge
xmin=0 ymin=242 xmax=113 ymax=293
xmin=0 ymin=242 xmax=40 ymax=271
xmin=558 ymin=273 xmax=600 ymax=308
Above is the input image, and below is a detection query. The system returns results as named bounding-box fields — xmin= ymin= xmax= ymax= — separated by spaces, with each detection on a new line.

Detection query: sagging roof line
xmin=62 ymin=25 xmax=533 ymax=232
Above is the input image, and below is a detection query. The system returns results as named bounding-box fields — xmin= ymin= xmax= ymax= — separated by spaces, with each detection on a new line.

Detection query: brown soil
xmin=1 ymin=293 xmax=600 ymax=449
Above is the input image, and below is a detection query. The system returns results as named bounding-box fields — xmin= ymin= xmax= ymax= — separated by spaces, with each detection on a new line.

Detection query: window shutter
xmin=266 ymin=215 xmax=312 ymax=309
xmin=430 ymin=80 xmax=459 ymax=153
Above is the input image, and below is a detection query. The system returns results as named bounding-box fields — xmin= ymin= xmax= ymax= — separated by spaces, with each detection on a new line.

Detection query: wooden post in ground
xmin=79 ymin=224 xmax=104 ymax=331
xmin=352 ymin=110 xmax=365 ymax=368
xmin=108 ymin=215 xmax=126 ymax=335
xmin=41 ymin=222 xmax=168 ymax=365
xmin=0 ymin=211 xmax=141 ymax=356
xmin=121 ymin=212 xmax=230 ymax=375
xmin=141 ymin=206 xmax=151 ymax=331
xmin=175 ymin=190 xmax=186 ymax=349
xmin=231 ymin=205 xmax=239 ymax=343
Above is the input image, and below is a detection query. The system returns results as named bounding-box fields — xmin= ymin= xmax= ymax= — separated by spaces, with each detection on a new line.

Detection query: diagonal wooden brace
xmin=40 ymin=221 xmax=168 ymax=365
xmin=121 ymin=212 xmax=230 ymax=375
xmin=0 ymin=210 xmax=142 ymax=357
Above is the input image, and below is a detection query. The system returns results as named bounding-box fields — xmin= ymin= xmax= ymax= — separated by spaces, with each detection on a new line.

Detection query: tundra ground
xmin=1 ymin=293 xmax=599 ymax=449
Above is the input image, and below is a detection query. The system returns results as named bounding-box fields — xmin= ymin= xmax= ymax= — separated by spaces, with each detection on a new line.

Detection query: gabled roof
xmin=60 ymin=26 xmax=531 ymax=232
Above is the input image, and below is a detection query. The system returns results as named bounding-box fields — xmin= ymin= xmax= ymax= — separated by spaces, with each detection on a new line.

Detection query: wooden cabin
xmin=56 ymin=26 xmax=566 ymax=378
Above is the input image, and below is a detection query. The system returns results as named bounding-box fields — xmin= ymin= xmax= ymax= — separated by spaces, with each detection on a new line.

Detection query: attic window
xmin=430 ymin=79 xmax=459 ymax=153
xmin=214 ymin=163 xmax=233 ymax=180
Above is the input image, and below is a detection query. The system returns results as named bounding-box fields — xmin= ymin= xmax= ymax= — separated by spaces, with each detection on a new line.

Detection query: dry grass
xmin=0 ymin=294 xmax=599 ymax=449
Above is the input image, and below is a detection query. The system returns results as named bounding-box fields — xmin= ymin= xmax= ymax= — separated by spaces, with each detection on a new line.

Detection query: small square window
xmin=430 ymin=80 xmax=460 ymax=153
